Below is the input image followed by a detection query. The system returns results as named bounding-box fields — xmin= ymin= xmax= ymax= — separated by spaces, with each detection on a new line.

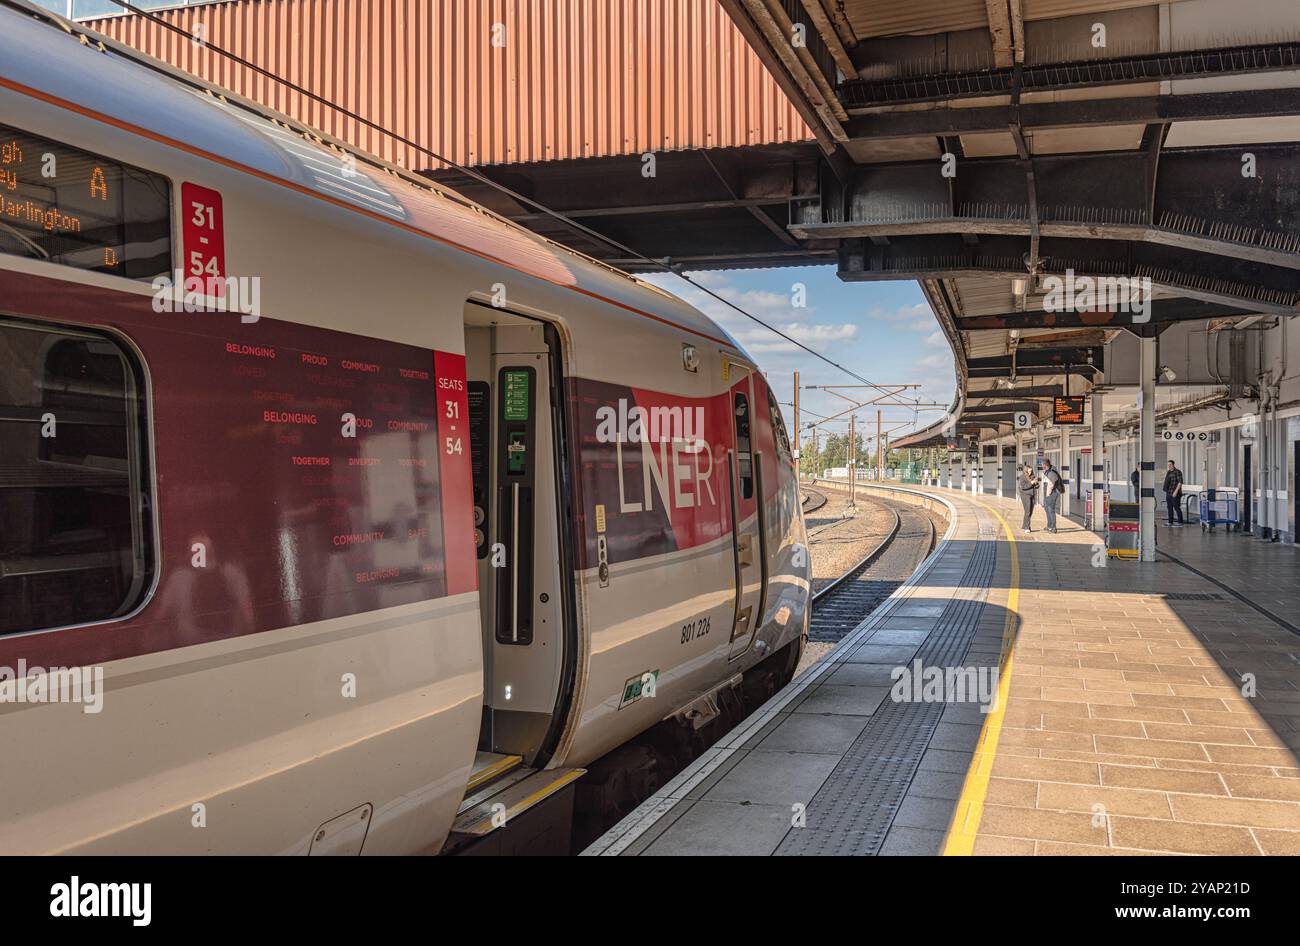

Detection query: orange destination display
xmin=1053 ymin=396 xmax=1087 ymax=425
xmin=0 ymin=122 xmax=171 ymax=280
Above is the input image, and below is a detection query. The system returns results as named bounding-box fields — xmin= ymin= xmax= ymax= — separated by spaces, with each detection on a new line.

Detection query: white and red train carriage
xmin=0 ymin=0 xmax=809 ymax=854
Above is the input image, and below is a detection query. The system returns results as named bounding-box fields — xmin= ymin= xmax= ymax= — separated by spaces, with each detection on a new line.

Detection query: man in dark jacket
xmin=1042 ymin=458 xmax=1064 ymax=533
xmin=1162 ymin=460 xmax=1185 ymax=526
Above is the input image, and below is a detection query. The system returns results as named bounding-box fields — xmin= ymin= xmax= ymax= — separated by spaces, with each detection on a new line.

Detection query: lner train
xmin=0 ymin=1 xmax=808 ymax=854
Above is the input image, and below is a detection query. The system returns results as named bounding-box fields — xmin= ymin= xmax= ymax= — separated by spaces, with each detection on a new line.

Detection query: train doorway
xmin=463 ymin=302 xmax=576 ymax=767
xmin=724 ymin=360 xmax=766 ymax=661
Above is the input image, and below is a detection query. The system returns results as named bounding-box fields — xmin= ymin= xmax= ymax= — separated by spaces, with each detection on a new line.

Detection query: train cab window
xmin=733 ymin=392 xmax=753 ymax=500
xmin=0 ymin=318 xmax=154 ymax=634
xmin=767 ymin=390 xmax=791 ymax=462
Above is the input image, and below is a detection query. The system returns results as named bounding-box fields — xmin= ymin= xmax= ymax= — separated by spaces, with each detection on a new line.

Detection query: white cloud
xmin=643 ymin=272 xmax=803 ymax=317
xmin=641 ymin=270 xmax=958 ymax=420
xmin=868 ymin=302 xmax=935 ymax=333
xmin=684 ymin=270 xmax=730 ymax=288
xmin=734 ymin=321 xmax=858 ymax=355
xmin=917 ymin=352 xmax=952 ymax=370
xmin=647 ymin=271 xmax=861 ymax=357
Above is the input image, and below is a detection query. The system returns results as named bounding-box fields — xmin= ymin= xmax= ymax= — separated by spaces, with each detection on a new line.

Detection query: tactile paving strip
xmin=775 ymin=519 xmax=1000 ymax=856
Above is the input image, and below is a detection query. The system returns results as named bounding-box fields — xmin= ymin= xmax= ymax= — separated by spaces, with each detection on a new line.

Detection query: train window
xmin=733 ymin=392 xmax=753 ymax=500
xmin=767 ymin=390 xmax=792 ymax=462
xmin=0 ymin=318 xmax=155 ymax=634
xmin=0 ymin=122 xmax=172 ymax=280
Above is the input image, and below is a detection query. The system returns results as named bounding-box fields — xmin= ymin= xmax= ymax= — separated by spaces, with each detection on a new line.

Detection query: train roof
xmin=0 ymin=0 xmax=748 ymax=354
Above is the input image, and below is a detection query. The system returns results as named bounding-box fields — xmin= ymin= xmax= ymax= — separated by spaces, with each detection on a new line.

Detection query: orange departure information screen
xmin=1053 ymin=396 xmax=1086 ymax=425
xmin=0 ymin=123 xmax=171 ymax=280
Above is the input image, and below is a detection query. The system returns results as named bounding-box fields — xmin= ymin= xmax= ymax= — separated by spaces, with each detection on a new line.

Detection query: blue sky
xmin=643 ymin=267 xmax=956 ymax=450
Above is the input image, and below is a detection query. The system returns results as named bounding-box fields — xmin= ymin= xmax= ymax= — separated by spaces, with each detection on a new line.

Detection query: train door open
xmin=725 ymin=361 xmax=767 ymax=661
xmin=462 ymin=303 xmax=573 ymax=768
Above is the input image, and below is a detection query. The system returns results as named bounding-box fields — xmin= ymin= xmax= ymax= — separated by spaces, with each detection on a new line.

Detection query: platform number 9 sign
xmin=1013 ymin=411 xmax=1032 ymax=430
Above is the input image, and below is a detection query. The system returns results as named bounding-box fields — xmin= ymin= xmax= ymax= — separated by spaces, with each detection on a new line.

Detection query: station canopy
xmin=711 ymin=0 xmax=1300 ymax=447
xmin=450 ymin=1 xmax=1300 ymax=448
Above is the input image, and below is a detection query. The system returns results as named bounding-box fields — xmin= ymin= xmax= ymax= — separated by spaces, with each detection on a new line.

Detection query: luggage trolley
xmin=1198 ymin=487 xmax=1240 ymax=532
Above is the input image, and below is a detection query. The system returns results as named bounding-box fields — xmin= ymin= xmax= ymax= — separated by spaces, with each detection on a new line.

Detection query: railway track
xmin=800 ymin=486 xmax=882 ymax=541
xmin=800 ymin=486 xmax=829 ymax=515
xmin=808 ymin=495 xmax=938 ymax=644
xmin=575 ymin=487 xmax=941 ymax=850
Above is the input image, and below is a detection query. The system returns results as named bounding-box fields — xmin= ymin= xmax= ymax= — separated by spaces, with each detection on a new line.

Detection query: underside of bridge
xmin=434 ymin=142 xmax=836 ymax=271
xmin=433 ymin=0 xmax=1300 ymax=456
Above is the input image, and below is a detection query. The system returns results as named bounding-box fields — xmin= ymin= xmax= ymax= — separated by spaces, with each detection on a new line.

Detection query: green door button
xmin=507 ymin=430 xmax=528 ymax=475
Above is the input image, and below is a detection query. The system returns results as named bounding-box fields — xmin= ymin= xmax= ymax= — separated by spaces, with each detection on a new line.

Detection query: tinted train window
xmin=0 ymin=318 xmax=154 ymax=633
xmin=733 ymin=392 xmax=753 ymax=500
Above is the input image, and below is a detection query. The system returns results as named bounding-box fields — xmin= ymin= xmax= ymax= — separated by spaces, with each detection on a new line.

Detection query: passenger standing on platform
xmin=1042 ymin=458 xmax=1064 ymax=533
xmin=1131 ymin=466 xmax=1140 ymax=499
xmin=1163 ymin=460 xmax=1185 ymax=526
xmin=1019 ymin=464 xmax=1039 ymax=533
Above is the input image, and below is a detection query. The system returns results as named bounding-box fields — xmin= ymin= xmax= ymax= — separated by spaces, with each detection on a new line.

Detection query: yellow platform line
xmin=942 ymin=499 xmax=1021 ymax=856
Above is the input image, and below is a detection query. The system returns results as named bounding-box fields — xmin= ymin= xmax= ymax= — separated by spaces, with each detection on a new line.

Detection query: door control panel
xmin=495 ymin=367 xmax=536 ymax=645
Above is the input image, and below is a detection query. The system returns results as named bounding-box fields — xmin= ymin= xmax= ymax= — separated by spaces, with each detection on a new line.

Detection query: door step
xmin=451 ymin=766 xmax=585 ymax=837
xmin=466 ymin=751 xmax=524 ymax=796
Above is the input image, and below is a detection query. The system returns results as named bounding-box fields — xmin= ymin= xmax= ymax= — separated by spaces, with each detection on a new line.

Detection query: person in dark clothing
xmin=1018 ymin=464 xmax=1039 ymax=532
xmin=1041 ymin=458 xmax=1063 ymax=533
xmin=1131 ymin=467 xmax=1140 ymax=498
xmin=1162 ymin=460 xmax=1185 ymax=526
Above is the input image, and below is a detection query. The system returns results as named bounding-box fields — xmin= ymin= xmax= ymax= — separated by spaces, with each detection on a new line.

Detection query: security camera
xmin=1160 ymin=365 xmax=1177 ymax=382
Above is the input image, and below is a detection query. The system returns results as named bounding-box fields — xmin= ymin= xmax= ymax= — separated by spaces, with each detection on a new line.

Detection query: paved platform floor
xmin=584 ymin=485 xmax=1300 ymax=856
xmin=1154 ymin=520 xmax=1300 ymax=637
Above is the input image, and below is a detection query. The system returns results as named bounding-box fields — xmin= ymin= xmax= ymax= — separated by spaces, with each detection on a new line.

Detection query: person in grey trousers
xmin=1019 ymin=464 xmax=1039 ymax=532
xmin=1041 ymin=458 xmax=1063 ymax=533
